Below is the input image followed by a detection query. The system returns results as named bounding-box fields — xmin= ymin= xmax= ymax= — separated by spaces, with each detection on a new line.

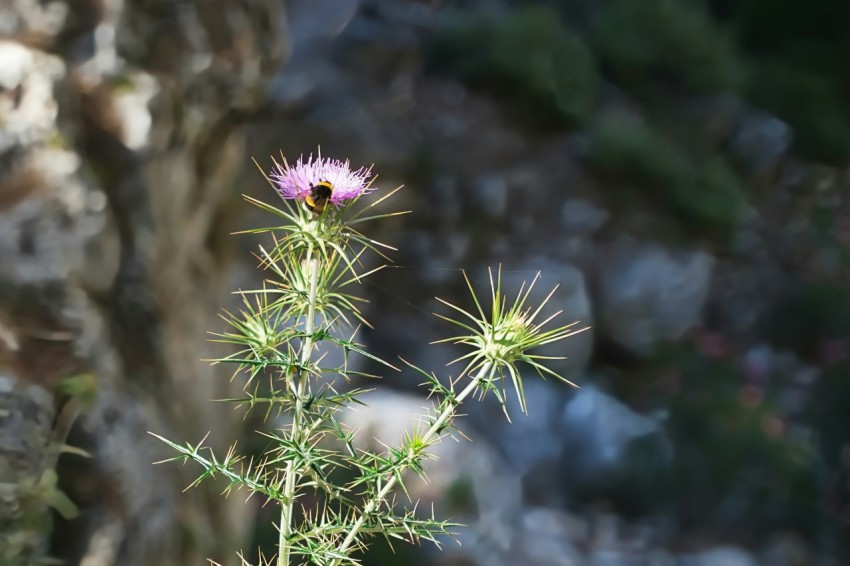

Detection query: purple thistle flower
xmin=270 ymin=152 xmax=373 ymax=207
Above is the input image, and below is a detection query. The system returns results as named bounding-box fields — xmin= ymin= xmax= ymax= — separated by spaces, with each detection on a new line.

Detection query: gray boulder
xmin=560 ymin=384 xmax=673 ymax=514
xmin=596 ymin=236 xmax=714 ymax=356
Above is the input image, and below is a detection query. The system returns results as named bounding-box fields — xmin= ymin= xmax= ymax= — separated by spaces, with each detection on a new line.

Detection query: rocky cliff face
xmin=0 ymin=1 xmax=284 ymax=563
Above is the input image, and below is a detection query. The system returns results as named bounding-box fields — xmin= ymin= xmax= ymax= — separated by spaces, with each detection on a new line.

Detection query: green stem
xmin=279 ymin=255 xmax=322 ymax=566
xmin=330 ymin=361 xmax=494 ymax=564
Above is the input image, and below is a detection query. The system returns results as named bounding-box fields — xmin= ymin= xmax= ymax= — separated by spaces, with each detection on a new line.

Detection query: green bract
xmin=435 ymin=268 xmax=584 ymax=415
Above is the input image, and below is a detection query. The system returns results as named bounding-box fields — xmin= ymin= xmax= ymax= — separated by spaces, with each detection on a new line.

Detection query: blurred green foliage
xmin=588 ymin=115 xmax=687 ymax=184
xmin=590 ymin=0 xmax=745 ymax=96
xmin=691 ymin=158 xmax=747 ymax=228
xmin=588 ymin=115 xmax=745 ymax=235
xmin=730 ymin=4 xmax=850 ymax=162
xmin=747 ymin=63 xmax=850 ymax=163
xmin=445 ymin=476 xmax=477 ymax=515
xmin=430 ymin=0 xmax=850 ymax=161
xmin=652 ymin=343 xmax=820 ymax=534
xmin=430 ymin=6 xmax=598 ymax=126
xmin=721 ymin=0 xmax=850 ymax=161
xmin=799 ymin=350 xmax=850 ymax=553
xmin=810 ymin=360 xmax=850 ymax=526
xmin=772 ymin=281 xmax=850 ymax=360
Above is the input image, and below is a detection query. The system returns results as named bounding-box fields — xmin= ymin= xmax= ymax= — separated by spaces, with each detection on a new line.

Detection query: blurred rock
xmin=0 ymin=176 xmax=86 ymax=287
xmin=288 ymin=0 xmax=358 ymax=50
xmin=341 ymin=389 xmax=429 ymax=451
xmin=588 ymin=550 xmax=637 ymax=566
xmin=728 ymin=107 xmax=793 ymax=180
xmin=468 ymin=377 xmax=573 ymax=507
xmin=486 ymin=379 xmax=568 ymax=470
xmin=561 ymin=198 xmax=610 ymax=235
xmin=680 ymin=546 xmax=757 ymax=566
xmin=268 ymin=69 xmax=319 ymax=110
xmin=506 ymin=508 xmax=586 ymax=566
xmin=586 ymin=514 xmax=644 ymax=566
xmin=105 ymin=72 xmax=159 ymax=151
xmin=741 ymin=343 xmax=774 ymax=384
xmin=560 ymin=384 xmax=673 ymax=514
xmin=647 ymin=549 xmax=677 ymax=566
xmin=437 ymin=506 xmax=588 ymax=566
xmin=758 ymin=532 xmax=810 ymax=566
xmin=0 ymin=0 xmax=67 ymax=40
xmin=677 ymin=95 xmax=792 ymax=181
xmin=0 ymin=40 xmax=64 ymax=153
xmin=596 ymin=236 xmax=714 ymax=356
xmin=470 ymin=174 xmax=509 ymax=219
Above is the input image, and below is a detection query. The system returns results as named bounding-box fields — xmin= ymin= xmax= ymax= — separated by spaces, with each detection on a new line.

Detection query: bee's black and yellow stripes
xmin=305 ymin=181 xmax=334 ymax=213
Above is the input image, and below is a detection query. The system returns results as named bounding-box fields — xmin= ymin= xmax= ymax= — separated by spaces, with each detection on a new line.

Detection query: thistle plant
xmin=151 ymin=151 xmax=585 ymax=565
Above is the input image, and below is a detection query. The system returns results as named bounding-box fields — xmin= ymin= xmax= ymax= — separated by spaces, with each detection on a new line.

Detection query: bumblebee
xmin=305 ymin=181 xmax=334 ymax=214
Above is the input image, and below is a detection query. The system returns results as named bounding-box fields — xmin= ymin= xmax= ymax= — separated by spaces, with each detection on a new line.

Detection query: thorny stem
xmin=279 ymin=254 xmax=321 ymax=566
xmin=329 ymin=361 xmax=495 ymax=564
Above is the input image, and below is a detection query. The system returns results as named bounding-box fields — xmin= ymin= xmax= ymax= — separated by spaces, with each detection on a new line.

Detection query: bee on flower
xmin=269 ymin=152 xmax=373 ymax=216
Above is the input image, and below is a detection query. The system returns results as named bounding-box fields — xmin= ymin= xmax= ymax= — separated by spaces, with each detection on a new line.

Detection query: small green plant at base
xmin=150 ymin=151 xmax=585 ymax=565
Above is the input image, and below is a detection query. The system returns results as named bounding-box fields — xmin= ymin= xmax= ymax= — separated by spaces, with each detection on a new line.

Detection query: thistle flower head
xmin=486 ymin=311 xmax=533 ymax=361
xmin=270 ymin=152 xmax=373 ymax=207
xmin=247 ymin=151 xmax=406 ymax=284
xmin=435 ymin=267 xmax=586 ymax=414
